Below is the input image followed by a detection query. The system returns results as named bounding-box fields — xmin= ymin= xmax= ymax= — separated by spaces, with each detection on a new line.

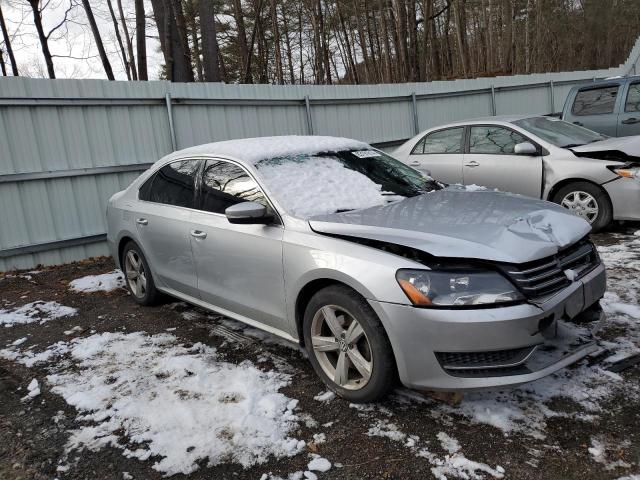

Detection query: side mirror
xmin=514 ymin=142 xmax=538 ymax=155
xmin=225 ymin=201 xmax=273 ymax=224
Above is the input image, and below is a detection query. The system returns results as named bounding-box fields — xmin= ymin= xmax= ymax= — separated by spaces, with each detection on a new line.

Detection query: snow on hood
xmin=167 ymin=136 xmax=369 ymax=165
xmin=569 ymin=136 xmax=640 ymax=158
xmin=309 ymin=189 xmax=591 ymax=264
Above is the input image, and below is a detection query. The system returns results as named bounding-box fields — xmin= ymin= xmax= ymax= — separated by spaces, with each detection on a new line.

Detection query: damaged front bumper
xmin=369 ymin=262 xmax=606 ymax=391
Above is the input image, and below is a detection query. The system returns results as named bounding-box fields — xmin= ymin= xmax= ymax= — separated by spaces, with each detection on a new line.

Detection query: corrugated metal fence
xmin=1 ymin=38 xmax=640 ymax=271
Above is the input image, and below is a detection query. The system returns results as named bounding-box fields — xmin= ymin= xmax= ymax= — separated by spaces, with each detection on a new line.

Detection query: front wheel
xmin=552 ymin=181 xmax=613 ymax=232
xmin=303 ymin=285 xmax=396 ymax=403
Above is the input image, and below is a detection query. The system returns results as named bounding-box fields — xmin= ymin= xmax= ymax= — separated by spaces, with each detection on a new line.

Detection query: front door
xmin=134 ymin=160 xmax=201 ymax=297
xmin=189 ymin=159 xmax=287 ymax=332
xmin=463 ymin=125 xmax=543 ymax=199
xmin=405 ymin=126 xmax=465 ymax=184
xmin=617 ymin=81 xmax=640 ymax=137
xmin=564 ymin=84 xmax=620 ymax=137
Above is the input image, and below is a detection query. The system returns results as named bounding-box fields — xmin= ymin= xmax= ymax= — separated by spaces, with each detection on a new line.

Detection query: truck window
xmin=571 ymin=86 xmax=619 ymax=116
xmin=625 ymin=83 xmax=640 ymax=112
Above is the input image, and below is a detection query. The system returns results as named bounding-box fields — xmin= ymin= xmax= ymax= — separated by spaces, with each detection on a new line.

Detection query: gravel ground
xmin=1 ymin=225 xmax=639 ymax=480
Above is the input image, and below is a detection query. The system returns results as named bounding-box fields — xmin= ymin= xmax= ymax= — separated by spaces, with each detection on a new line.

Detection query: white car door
xmin=463 ymin=125 xmax=543 ymax=198
xmin=188 ymin=159 xmax=287 ymax=332
xmin=403 ymin=127 xmax=465 ymax=185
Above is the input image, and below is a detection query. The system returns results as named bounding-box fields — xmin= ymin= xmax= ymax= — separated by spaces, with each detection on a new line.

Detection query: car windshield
xmin=512 ymin=116 xmax=607 ymax=148
xmin=255 ymin=149 xmax=440 ymax=218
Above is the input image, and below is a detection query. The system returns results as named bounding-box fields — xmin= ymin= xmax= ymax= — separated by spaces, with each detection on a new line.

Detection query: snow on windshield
xmin=255 ymin=156 xmax=403 ymax=218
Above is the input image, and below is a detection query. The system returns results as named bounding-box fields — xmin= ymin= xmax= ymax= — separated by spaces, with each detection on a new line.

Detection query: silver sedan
xmin=107 ymin=136 xmax=606 ymax=402
xmin=393 ymin=115 xmax=640 ymax=231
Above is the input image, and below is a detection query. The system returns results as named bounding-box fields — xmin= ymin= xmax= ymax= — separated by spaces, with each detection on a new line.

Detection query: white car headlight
xmin=396 ymin=269 xmax=524 ymax=307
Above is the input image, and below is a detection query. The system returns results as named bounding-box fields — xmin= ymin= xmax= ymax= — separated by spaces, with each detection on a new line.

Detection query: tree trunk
xmin=186 ymin=0 xmax=203 ymax=81
xmin=28 ymin=0 xmax=55 ymax=78
xmin=0 ymin=48 xmax=6 ymax=76
xmin=169 ymin=0 xmax=194 ymax=77
xmin=233 ymin=0 xmax=250 ymax=82
xmin=354 ymin=0 xmax=371 ymax=83
xmin=337 ymin=1 xmax=359 ymax=83
xmin=106 ymin=0 xmax=131 ymax=80
xmin=118 ymin=0 xmax=137 ymax=79
xmin=243 ymin=0 xmax=264 ymax=83
xmin=270 ymin=0 xmax=284 ymax=83
xmin=453 ymin=0 xmax=469 ymax=77
xmin=407 ymin=0 xmax=418 ymax=81
xmin=150 ymin=0 xmax=194 ymax=82
xmin=0 ymin=4 xmax=18 ymax=76
xmin=200 ymin=0 xmax=221 ymax=81
xmin=280 ymin=3 xmax=296 ymax=83
xmin=135 ymin=0 xmax=148 ymax=80
xmin=82 ymin=0 xmax=115 ymax=80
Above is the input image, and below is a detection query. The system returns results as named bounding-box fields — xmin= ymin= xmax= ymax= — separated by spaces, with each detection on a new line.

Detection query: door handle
xmin=409 ymin=160 xmax=420 ymax=166
xmin=464 ymin=161 xmax=480 ymax=167
xmin=136 ymin=218 xmax=148 ymax=225
xmin=621 ymin=117 xmax=639 ymax=124
xmin=190 ymin=230 xmax=207 ymax=239
xmin=573 ymin=121 xmax=584 ymax=126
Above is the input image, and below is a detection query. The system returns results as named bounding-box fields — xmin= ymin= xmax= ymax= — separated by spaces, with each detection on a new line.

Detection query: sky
xmin=1 ymin=0 xmax=163 ymax=80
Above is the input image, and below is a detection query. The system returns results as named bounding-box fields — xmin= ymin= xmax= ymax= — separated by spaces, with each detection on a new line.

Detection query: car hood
xmin=308 ymin=189 xmax=591 ymax=264
xmin=569 ymin=136 xmax=640 ymax=159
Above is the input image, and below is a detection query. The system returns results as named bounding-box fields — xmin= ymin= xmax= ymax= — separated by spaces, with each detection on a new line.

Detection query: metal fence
xmin=1 ymin=37 xmax=640 ymax=271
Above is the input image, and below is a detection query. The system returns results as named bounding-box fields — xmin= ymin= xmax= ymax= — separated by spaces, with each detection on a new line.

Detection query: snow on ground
xmin=21 ymin=378 xmax=40 ymax=402
xmin=0 ymin=301 xmax=77 ymax=327
xmin=366 ymin=419 xmax=504 ymax=479
xmin=69 ymin=270 xmax=125 ymax=293
xmin=313 ymin=391 xmax=335 ymax=402
xmin=3 ymin=332 xmax=305 ymax=475
xmin=256 ymin=156 xmax=401 ymax=218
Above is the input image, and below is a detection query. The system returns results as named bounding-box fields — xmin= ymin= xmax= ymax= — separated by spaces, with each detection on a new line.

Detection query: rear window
xmin=411 ymin=127 xmax=463 ymax=154
xmin=139 ymin=160 xmax=200 ymax=208
xmin=571 ymin=86 xmax=619 ymax=116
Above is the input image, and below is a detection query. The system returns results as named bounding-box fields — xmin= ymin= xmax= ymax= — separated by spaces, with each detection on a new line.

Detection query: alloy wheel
xmin=561 ymin=190 xmax=599 ymax=223
xmin=124 ymin=250 xmax=147 ymax=299
xmin=310 ymin=305 xmax=373 ymax=390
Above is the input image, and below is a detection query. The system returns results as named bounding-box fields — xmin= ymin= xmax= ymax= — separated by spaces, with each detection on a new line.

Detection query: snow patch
xmin=21 ymin=378 xmax=40 ymax=401
xmin=5 ymin=332 xmax=304 ymax=475
xmin=313 ymin=391 xmax=335 ymax=402
xmin=307 ymin=455 xmax=331 ymax=472
xmin=0 ymin=301 xmax=77 ymax=327
xmin=69 ymin=270 xmax=125 ymax=293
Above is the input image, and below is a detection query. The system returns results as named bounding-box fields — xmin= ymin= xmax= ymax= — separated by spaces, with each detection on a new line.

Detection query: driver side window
xmin=468 ymin=126 xmax=528 ymax=155
xmin=199 ymin=159 xmax=270 ymax=215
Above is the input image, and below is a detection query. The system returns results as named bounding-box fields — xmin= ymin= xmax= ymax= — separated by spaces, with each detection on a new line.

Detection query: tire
xmin=303 ymin=285 xmax=396 ymax=403
xmin=121 ymin=241 xmax=162 ymax=306
xmin=551 ymin=181 xmax=613 ymax=232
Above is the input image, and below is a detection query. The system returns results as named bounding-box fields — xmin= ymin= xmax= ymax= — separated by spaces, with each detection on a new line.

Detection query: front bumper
xmin=603 ymin=177 xmax=640 ymax=221
xmin=369 ymin=262 xmax=606 ymax=391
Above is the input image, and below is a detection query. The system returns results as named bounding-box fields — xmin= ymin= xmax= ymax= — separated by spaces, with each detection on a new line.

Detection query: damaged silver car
xmin=107 ymin=136 xmax=606 ymax=402
xmin=394 ymin=115 xmax=640 ymax=231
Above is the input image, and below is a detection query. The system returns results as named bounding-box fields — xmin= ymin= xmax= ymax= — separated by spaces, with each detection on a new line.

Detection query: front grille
xmin=436 ymin=346 xmax=536 ymax=370
xmin=500 ymin=240 xmax=599 ymax=299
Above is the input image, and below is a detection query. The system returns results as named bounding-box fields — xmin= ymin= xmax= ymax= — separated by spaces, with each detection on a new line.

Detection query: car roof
xmin=424 ymin=114 xmax=539 ymax=130
xmin=162 ymin=135 xmax=369 ymax=166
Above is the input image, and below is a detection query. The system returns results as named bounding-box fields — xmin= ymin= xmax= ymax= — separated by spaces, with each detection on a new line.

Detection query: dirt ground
xmin=1 ymin=224 xmax=639 ymax=480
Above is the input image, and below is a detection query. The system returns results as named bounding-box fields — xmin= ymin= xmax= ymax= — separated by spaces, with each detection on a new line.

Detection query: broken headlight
xmin=608 ymin=163 xmax=640 ymax=181
xmin=396 ymin=269 xmax=524 ymax=307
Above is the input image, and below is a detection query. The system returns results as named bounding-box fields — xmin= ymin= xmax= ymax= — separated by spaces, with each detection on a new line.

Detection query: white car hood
xmin=570 ymin=136 xmax=640 ymax=157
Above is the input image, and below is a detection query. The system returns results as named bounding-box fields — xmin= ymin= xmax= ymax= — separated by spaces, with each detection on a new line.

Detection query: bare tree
xmin=0 ymin=3 xmax=18 ymax=75
xmin=118 ymin=0 xmax=137 ymax=79
xmin=106 ymin=0 xmax=131 ymax=79
xmin=150 ymin=0 xmax=194 ymax=81
xmin=200 ymin=0 xmax=221 ymax=81
xmin=81 ymin=0 xmax=115 ymax=80
xmin=135 ymin=0 xmax=147 ymax=80
xmin=27 ymin=0 xmax=56 ymax=78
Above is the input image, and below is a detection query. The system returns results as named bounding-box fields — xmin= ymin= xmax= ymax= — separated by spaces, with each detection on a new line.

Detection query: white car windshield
xmin=513 ymin=116 xmax=607 ymax=148
xmin=255 ymin=149 xmax=440 ymax=218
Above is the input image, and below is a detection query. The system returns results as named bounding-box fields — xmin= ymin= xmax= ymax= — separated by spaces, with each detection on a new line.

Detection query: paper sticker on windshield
xmin=352 ymin=150 xmax=381 ymax=158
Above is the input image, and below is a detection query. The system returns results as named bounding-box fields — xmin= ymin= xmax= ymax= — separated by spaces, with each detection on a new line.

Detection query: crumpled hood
xmin=308 ymin=189 xmax=591 ymax=264
xmin=569 ymin=136 xmax=640 ymax=158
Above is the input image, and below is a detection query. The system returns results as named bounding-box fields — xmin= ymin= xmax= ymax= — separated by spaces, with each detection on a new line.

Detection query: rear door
xmin=404 ymin=127 xmax=464 ymax=184
xmin=563 ymin=83 xmax=621 ymax=136
xmin=188 ymin=159 xmax=287 ymax=332
xmin=462 ymin=125 xmax=543 ymax=199
xmin=617 ymin=80 xmax=640 ymax=137
xmin=135 ymin=160 xmax=200 ymax=297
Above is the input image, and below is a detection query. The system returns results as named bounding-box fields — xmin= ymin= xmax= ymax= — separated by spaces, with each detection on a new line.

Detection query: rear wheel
xmin=122 ymin=241 xmax=161 ymax=305
xmin=303 ymin=285 xmax=396 ymax=403
xmin=552 ymin=181 xmax=612 ymax=232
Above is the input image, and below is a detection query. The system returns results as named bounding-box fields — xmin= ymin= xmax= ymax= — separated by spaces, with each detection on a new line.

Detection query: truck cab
xmin=562 ymin=76 xmax=640 ymax=137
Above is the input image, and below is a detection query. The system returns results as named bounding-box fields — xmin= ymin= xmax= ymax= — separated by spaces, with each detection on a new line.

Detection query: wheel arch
xmin=546 ymin=177 xmax=612 ymax=203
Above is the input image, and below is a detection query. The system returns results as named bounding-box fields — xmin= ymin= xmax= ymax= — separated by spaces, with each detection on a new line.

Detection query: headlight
xmin=609 ymin=164 xmax=640 ymax=181
xmin=396 ymin=269 xmax=524 ymax=307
